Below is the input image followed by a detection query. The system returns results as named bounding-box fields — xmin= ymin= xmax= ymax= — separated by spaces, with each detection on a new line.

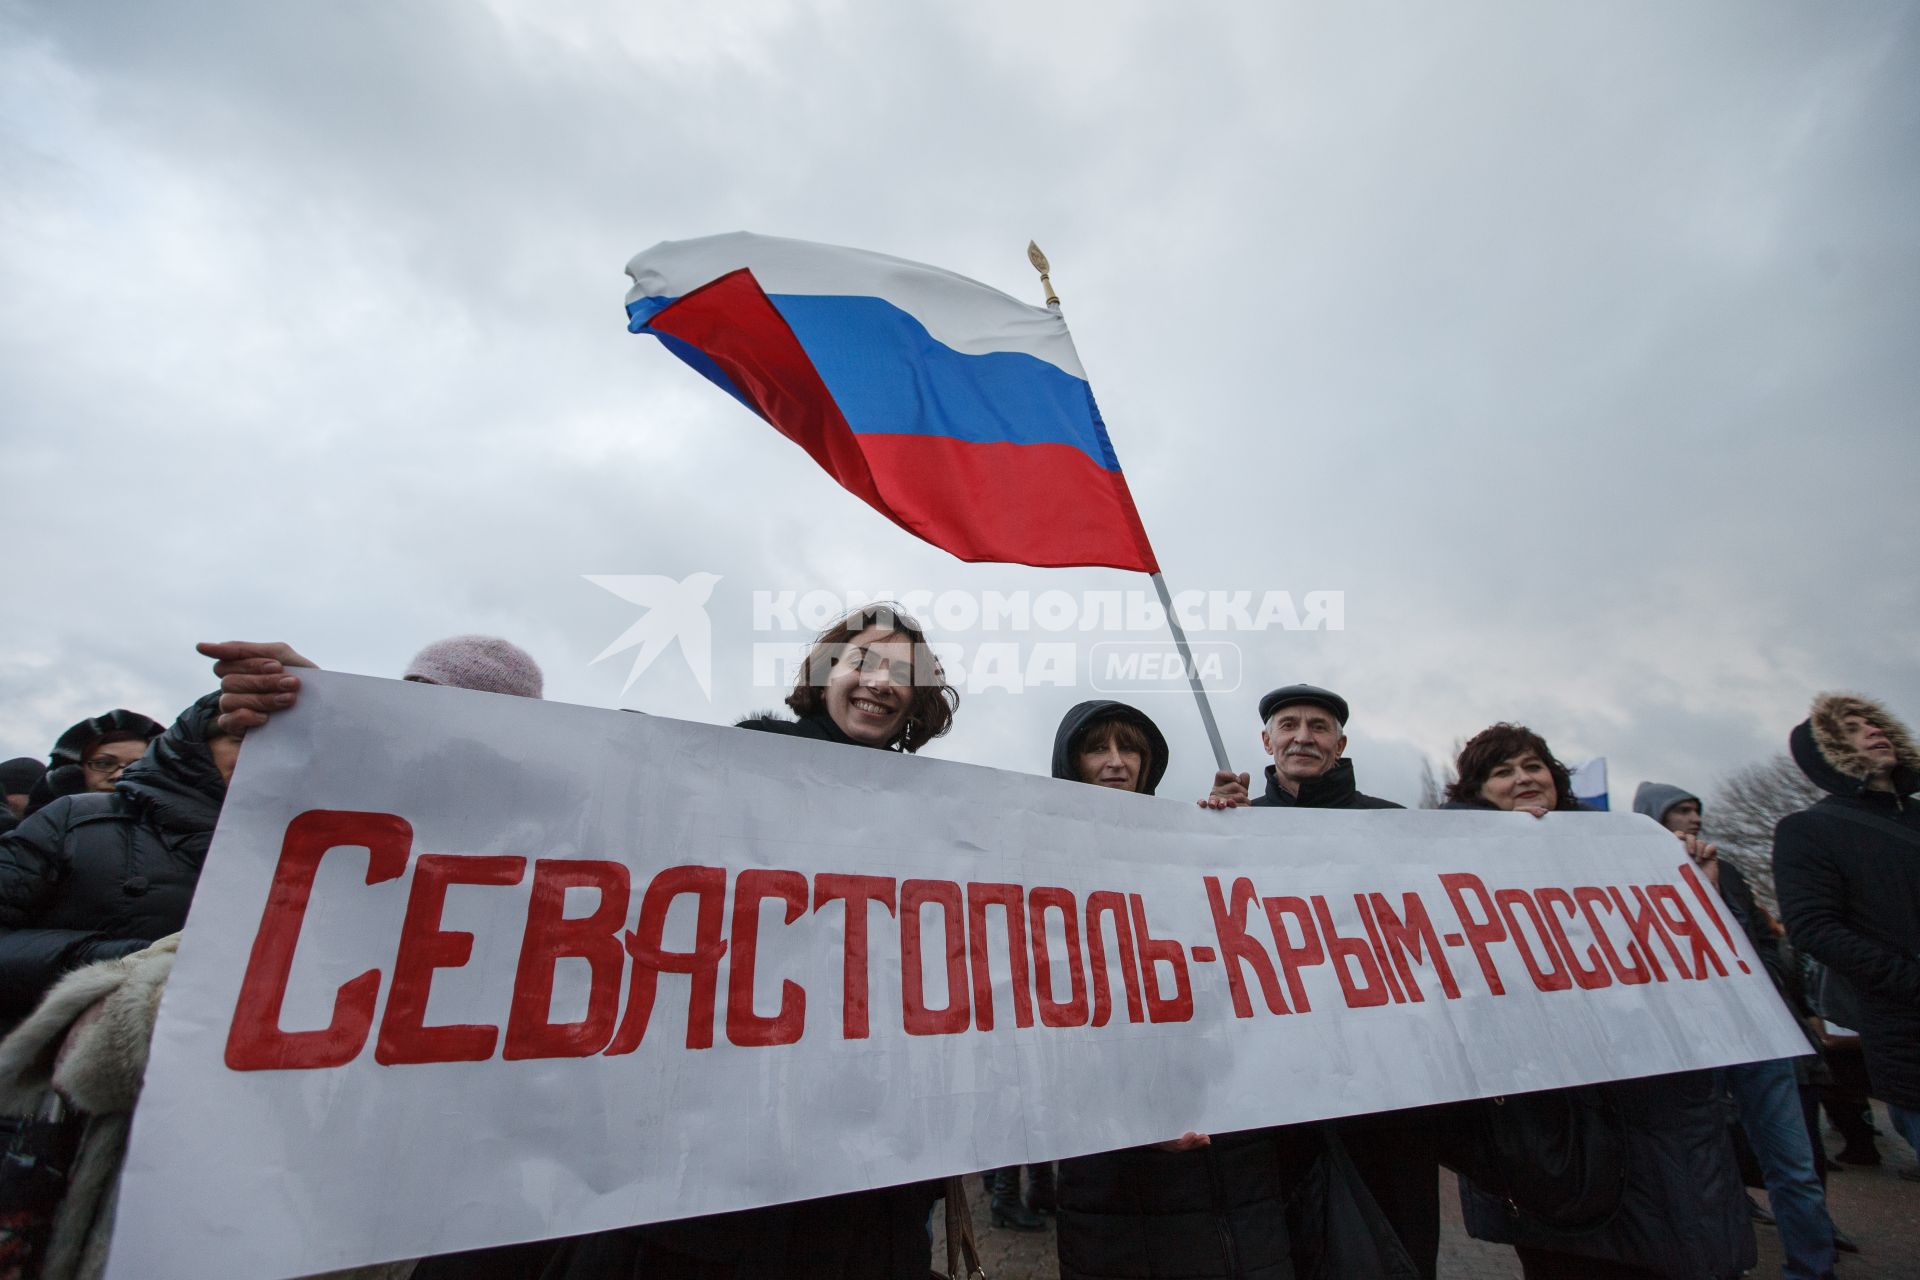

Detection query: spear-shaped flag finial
xmin=1028 ymin=240 xmax=1059 ymax=309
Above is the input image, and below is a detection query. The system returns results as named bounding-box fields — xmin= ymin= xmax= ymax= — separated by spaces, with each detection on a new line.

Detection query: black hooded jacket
xmin=0 ymin=694 xmax=225 ymax=1022
xmin=1048 ymin=701 xmax=1315 ymax=1280
xmin=22 ymin=709 xmax=165 ymax=818
xmin=1772 ymin=695 xmax=1920 ymax=1109
xmin=1050 ymin=700 xmax=1170 ymax=794
xmin=1251 ymin=759 xmax=1400 ymax=810
xmin=0 ymin=758 xmax=44 ymax=836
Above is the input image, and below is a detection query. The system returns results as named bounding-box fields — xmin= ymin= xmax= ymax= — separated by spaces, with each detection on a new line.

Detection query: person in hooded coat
xmin=1771 ymin=692 xmax=1920 ymax=1166
xmin=1048 ymin=701 xmax=1310 ymax=1280
xmin=21 ymin=711 xmax=164 ymax=819
xmin=1634 ymin=781 xmax=1841 ymax=1280
xmin=0 ymin=695 xmax=231 ymax=1031
xmin=1048 ymin=700 xmax=1171 ymax=797
xmin=978 ymin=702 xmax=1175 ymax=1233
xmin=1631 ymin=785 xmax=1775 ymax=966
xmin=0 ymin=758 xmax=46 ymax=837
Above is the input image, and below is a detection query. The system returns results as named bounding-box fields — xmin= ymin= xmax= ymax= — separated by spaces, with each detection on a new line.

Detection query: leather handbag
xmin=1440 ymin=1087 xmax=1627 ymax=1233
xmin=1287 ymin=1127 xmax=1423 ymax=1280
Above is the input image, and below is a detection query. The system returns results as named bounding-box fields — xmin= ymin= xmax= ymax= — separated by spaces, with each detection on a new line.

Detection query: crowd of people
xmin=1 ymin=605 xmax=1915 ymax=1280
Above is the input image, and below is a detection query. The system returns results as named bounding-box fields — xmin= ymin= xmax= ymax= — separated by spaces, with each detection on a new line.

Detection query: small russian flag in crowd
xmin=1570 ymin=757 xmax=1610 ymax=811
xmin=624 ymin=233 xmax=1159 ymax=573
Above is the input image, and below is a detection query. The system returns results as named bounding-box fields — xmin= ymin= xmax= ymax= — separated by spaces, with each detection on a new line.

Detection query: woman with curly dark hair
xmin=1444 ymin=722 xmax=1584 ymax=817
xmin=1444 ymin=721 xmax=1755 ymax=1280
xmin=536 ymin=604 xmax=963 ymax=1280
xmin=739 ymin=601 xmax=958 ymax=751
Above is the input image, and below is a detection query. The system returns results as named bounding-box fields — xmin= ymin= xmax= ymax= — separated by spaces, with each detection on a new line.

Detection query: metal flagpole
xmin=1150 ymin=570 xmax=1232 ymax=774
xmin=1029 ymin=242 xmax=1234 ymax=776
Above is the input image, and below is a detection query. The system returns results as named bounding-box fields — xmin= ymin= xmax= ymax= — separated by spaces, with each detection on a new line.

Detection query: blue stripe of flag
xmin=627 ymin=294 xmax=1122 ymax=472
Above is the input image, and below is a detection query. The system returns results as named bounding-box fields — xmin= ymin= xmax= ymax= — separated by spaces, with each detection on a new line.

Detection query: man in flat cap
xmin=1200 ymin=683 xmax=1400 ymax=811
xmin=1197 ymin=684 xmax=1433 ymax=1276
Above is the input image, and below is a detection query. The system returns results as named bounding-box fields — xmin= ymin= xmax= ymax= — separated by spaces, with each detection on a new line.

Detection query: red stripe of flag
xmin=648 ymin=268 xmax=1159 ymax=572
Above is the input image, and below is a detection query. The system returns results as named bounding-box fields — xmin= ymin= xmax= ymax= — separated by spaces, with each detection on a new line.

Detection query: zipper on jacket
xmin=120 ymin=814 xmax=141 ymax=891
xmin=1204 ymin=1145 xmax=1241 ymax=1277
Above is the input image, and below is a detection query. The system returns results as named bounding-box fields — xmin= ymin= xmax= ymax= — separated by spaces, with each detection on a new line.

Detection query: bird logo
xmin=585 ymin=573 xmax=722 ymax=698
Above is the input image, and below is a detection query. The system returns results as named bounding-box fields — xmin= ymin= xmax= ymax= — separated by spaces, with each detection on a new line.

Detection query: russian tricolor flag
xmin=1570 ymin=757 xmax=1610 ymax=811
xmin=624 ymin=233 xmax=1159 ymax=573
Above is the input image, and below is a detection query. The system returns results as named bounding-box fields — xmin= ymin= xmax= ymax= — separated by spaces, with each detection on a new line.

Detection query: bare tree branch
xmin=1418 ymin=752 xmax=1459 ymax=809
xmin=1707 ymin=753 xmax=1823 ymax=914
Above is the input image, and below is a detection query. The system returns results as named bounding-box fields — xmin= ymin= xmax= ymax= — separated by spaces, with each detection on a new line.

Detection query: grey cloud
xmin=2 ymin=1 xmax=1916 ymax=812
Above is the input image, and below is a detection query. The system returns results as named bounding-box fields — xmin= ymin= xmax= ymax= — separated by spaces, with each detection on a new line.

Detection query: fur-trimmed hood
xmin=1790 ymin=692 xmax=1920 ymax=798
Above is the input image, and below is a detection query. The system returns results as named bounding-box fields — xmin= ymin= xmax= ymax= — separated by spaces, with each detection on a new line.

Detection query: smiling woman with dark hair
xmin=531 ymin=603 xmax=964 ymax=1280
xmin=751 ymin=601 xmax=958 ymax=752
xmin=1444 ymin=720 xmax=1755 ymax=1280
xmin=1445 ymin=722 xmax=1583 ymax=816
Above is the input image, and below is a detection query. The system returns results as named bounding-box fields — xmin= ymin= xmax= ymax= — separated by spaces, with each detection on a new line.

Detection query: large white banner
xmin=110 ymin=672 xmax=1805 ymax=1280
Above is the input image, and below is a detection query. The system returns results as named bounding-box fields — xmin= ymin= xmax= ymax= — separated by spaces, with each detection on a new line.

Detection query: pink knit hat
xmin=403 ymin=635 xmax=544 ymax=699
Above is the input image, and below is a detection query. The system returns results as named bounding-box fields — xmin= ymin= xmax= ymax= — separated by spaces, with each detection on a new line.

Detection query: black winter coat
xmin=539 ymin=1183 xmax=941 ymax=1280
xmin=0 ymin=694 xmax=225 ymax=1022
xmin=1460 ymin=1071 xmax=1753 ymax=1279
xmin=1057 ymin=1129 xmax=1313 ymax=1280
xmin=1051 ymin=703 xmax=1303 ymax=1280
xmin=736 ymin=710 xmax=869 ymax=747
xmin=1249 ymin=760 xmax=1400 ymax=810
xmin=1772 ymin=710 xmax=1920 ymax=1109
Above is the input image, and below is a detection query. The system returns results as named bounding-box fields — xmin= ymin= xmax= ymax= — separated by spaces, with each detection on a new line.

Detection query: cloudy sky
xmin=3 ymin=0 xmax=1916 ymax=809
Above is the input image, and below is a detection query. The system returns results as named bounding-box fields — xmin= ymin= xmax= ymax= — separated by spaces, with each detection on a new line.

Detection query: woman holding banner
xmin=1444 ymin=723 xmax=1755 ymax=1280
xmin=538 ymin=603 xmax=961 ymax=1279
xmin=1047 ymin=699 xmax=1310 ymax=1280
xmin=202 ymin=615 xmax=956 ymax=1278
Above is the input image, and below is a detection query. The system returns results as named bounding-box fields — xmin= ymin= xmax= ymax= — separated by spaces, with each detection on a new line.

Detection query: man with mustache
xmin=1199 ymin=685 xmax=1434 ymax=1276
xmin=1201 ymin=683 xmax=1399 ymax=811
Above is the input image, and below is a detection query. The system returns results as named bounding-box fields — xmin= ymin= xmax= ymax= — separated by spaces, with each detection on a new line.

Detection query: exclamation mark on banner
xmin=1677 ymin=863 xmax=1750 ymax=975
